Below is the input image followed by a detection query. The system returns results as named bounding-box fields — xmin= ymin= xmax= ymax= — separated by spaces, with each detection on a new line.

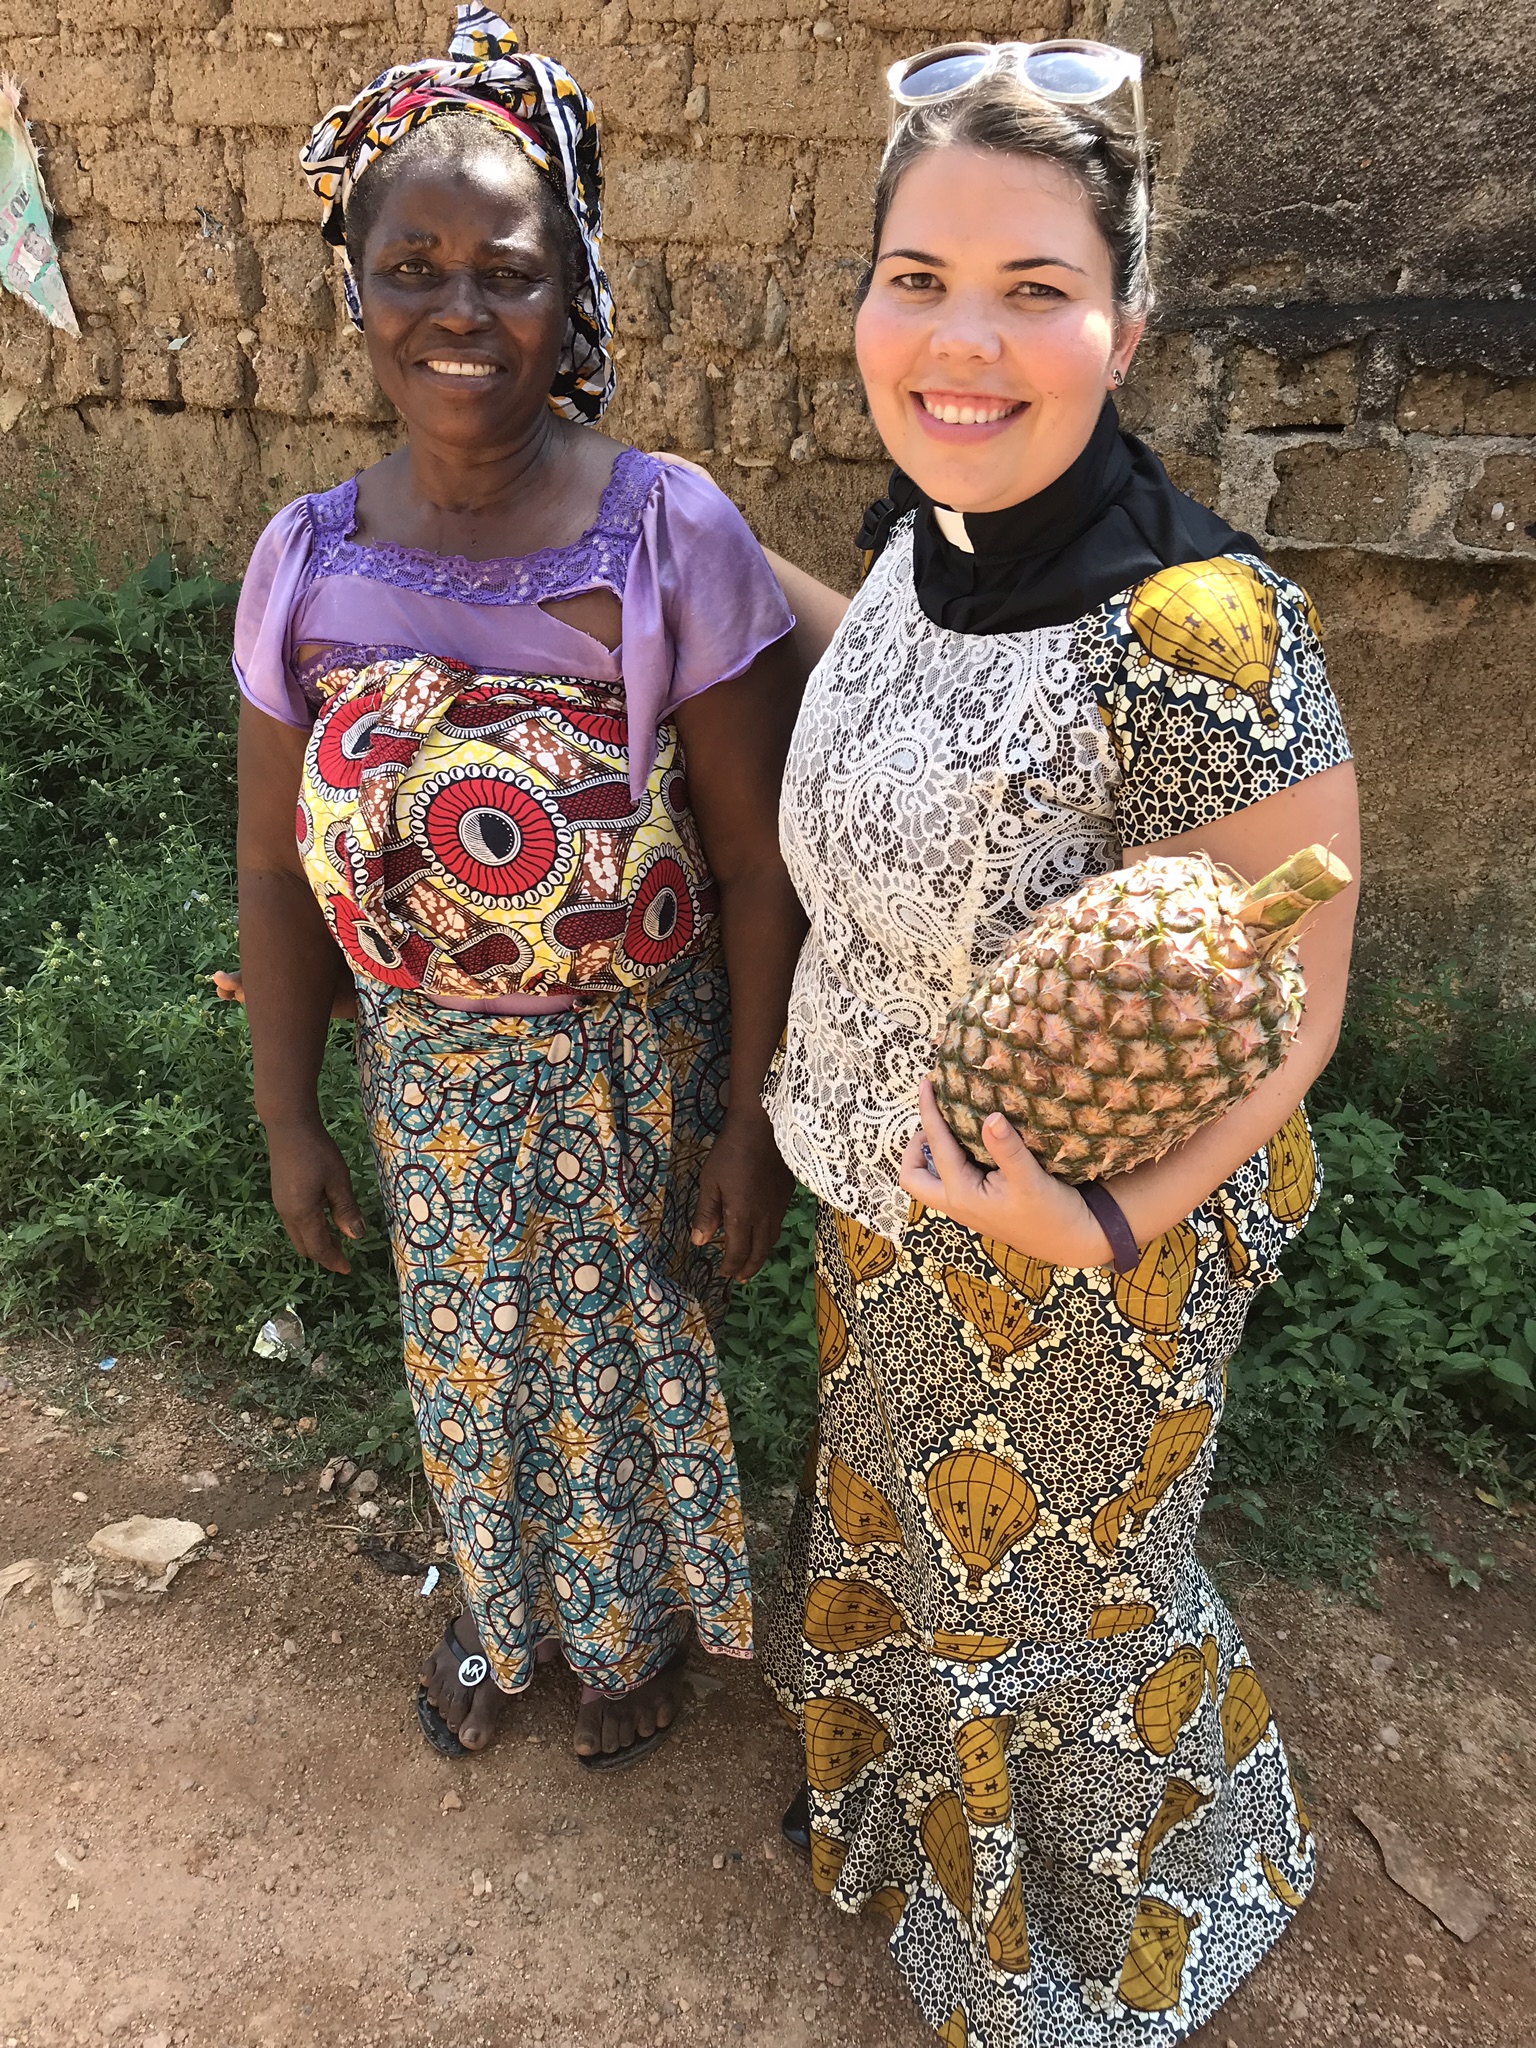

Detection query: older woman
xmin=234 ymin=6 xmax=803 ymax=1768
xmin=760 ymin=41 xmax=1358 ymax=2048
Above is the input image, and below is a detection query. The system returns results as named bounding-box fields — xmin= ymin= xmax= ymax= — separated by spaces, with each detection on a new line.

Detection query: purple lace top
xmin=234 ymin=445 xmax=792 ymax=1017
xmin=233 ymin=447 xmax=793 ymax=805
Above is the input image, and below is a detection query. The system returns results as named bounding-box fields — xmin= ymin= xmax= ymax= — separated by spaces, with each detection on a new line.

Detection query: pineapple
xmin=933 ymin=846 xmax=1352 ymax=1181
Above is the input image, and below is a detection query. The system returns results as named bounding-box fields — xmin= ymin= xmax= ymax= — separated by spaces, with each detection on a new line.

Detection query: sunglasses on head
xmin=886 ymin=39 xmax=1145 ymax=172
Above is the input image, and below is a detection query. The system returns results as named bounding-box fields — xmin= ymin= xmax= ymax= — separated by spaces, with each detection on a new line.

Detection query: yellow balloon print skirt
xmin=762 ymin=1124 xmax=1321 ymax=2047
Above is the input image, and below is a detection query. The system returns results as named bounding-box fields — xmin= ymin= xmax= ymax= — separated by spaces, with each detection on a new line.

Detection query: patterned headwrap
xmin=298 ymin=4 xmax=614 ymax=422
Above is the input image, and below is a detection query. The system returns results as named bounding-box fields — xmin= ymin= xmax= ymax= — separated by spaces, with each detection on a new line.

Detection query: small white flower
xmin=1081 ymin=1979 xmax=1122 ymax=2018
xmin=1102 ymin=1573 xmax=1147 ymax=1605
xmin=1088 ymin=1839 xmax=1140 ymax=1896
xmin=1015 ymin=1712 xmax=1062 ymax=1753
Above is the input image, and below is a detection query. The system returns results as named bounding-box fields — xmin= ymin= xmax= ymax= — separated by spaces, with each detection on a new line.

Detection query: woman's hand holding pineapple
xmin=901 ymin=1076 xmax=1116 ymax=1262
xmin=902 ymin=763 xmax=1360 ymax=1263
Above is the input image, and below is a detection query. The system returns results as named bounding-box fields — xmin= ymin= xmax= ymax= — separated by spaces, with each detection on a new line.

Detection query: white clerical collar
xmin=932 ymin=504 xmax=974 ymax=553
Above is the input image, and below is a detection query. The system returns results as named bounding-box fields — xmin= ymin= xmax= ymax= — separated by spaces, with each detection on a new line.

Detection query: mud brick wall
xmin=2 ymin=0 xmax=1534 ymax=987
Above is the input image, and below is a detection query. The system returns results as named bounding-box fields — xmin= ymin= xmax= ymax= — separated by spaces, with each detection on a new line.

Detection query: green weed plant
xmin=0 ymin=548 xmax=1530 ymax=1523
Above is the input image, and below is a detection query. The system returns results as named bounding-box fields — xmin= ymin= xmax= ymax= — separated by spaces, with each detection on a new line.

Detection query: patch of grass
xmin=0 ymin=541 xmax=1530 ymax=1572
xmin=716 ymin=1190 xmax=818 ymax=1490
xmin=1203 ymin=1470 xmax=1394 ymax=1603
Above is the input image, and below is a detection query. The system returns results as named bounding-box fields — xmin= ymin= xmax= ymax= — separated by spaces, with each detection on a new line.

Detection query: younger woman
xmin=762 ymin=43 xmax=1358 ymax=2046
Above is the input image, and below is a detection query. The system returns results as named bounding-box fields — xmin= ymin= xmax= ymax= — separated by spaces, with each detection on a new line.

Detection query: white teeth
xmin=427 ymin=360 xmax=498 ymax=378
xmin=921 ymin=394 xmax=1016 ymax=424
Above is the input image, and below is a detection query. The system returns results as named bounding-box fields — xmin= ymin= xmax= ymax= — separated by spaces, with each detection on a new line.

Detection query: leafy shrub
xmin=1216 ymin=976 xmax=1536 ymax=1500
xmin=1222 ymin=1104 xmax=1535 ymax=1494
xmin=0 ymin=552 xmax=240 ymax=961
xmin=1311 ymin=973 xmax=1536 ymax=1204
xmin=716 ymin=1191 xmax=818 ymax=1486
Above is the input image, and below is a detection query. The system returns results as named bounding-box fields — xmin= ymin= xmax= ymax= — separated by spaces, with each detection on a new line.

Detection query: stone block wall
xmin=2 ymin=0 xmax=1534 ymax=987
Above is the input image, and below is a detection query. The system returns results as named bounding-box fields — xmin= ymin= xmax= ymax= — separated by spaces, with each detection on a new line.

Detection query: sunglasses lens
xmin=1022 ymin=46 xmax=1123 ymax=100
xmin=899 ymin=49 xmax=992 ymax=101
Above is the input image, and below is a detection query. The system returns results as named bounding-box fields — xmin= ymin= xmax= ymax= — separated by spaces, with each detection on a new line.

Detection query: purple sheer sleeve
xmin=618 ymin=462 xmax=794 ymax=799
xmin=232 ymin=497 xmax=317 ymax=728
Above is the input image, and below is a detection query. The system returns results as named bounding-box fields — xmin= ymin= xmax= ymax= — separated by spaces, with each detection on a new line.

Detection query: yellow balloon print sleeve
xmin=1097 ymin=553 xmax=1353 ymax=852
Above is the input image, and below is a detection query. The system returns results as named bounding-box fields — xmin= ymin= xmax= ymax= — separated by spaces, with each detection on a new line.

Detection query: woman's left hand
xmin=210 ymin=965 xmax=358 ymax=1022
xmin=899 ymin=1076 xmax=1114 ymax=1266
xmin=692 ymin=1110 xmax=796 ymax=1282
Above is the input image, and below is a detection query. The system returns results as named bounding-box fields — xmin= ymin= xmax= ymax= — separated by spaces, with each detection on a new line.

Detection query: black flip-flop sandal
xmin=576 ymin=1718 xmax=678 ymax=1772
xmin=782 ymin=1781 xmax=811 ymax=1854
xmin=575 ymin=1651 xmax=688 ymax=1772
xmin=415 ymin=1615 xmax=491 ymax=1759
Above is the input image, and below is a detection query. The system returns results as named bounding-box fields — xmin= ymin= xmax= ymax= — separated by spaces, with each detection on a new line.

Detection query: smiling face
xmin=855 ymin=144 xmax=1144 ymax=514
xmin=355 ymin=140 xmax=572 ymax=451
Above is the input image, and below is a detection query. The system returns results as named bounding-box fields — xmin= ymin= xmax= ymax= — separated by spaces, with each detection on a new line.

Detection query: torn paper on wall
xmin=1 ymin=73 xmax=79 ymax=335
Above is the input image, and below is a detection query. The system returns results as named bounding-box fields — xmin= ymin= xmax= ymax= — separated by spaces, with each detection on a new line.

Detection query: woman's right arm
xmin=761 ymin=548 xmax=851 ymax=673
xmin=237 ymin=698 xmax=367 ymax=1273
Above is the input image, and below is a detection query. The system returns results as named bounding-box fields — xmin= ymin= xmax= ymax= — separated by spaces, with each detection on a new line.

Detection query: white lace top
xmin=767 ymin=517 xmax=1351 ymax=1240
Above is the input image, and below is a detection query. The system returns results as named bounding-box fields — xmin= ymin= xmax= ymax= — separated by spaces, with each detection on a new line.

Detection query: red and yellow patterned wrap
xmin=297 ymin=651 xmax=717 ymax=1000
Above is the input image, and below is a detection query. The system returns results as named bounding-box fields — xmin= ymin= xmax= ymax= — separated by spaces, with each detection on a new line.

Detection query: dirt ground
xmin=2 ymin=1345 xmax=1533 ymax=2048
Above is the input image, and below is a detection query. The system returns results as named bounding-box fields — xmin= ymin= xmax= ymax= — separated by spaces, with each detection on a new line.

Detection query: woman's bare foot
xmin=418 ymin=1614 xmax=558 ymax=1753
xmin=573 ymin=1647 xmax=689 ymax=1763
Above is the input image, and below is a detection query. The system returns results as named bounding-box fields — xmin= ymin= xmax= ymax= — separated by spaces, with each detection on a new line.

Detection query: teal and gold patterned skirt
xmin=356 ymin=950 xmax=754 ymax=1695
xmin=762 ymin=1161 xmax=1319 ymax=2048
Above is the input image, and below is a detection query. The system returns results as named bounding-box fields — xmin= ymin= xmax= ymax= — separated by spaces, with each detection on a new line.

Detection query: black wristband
xmin=1078 ymin=1180 xmax=1140 ymax=1274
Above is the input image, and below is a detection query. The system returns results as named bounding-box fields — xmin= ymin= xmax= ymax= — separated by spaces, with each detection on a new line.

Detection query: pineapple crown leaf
xmin=1236 ymin=844 xmax=1353 ymax=954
